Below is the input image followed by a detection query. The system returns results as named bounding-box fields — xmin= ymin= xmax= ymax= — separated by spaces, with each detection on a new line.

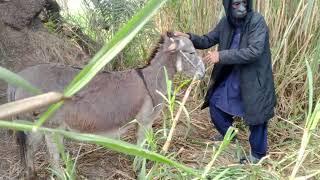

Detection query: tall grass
xmin=156 ymin=0 xmax=320 ymax=178
xmin=290 ymin=61 xmax=320 ymax=179
xmin=62 ymin=0 xmax=159 ymax=70
xmin=0 ymin=0 xmax=319 ymax=179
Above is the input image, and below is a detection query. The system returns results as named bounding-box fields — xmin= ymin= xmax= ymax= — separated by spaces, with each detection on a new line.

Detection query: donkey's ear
xmin=167 ymin=32 xmax=174 ymax=38
xmin=167 ymin=39 xmax=185 ymax=52
xmin=168 ymin=41 xmax=177 ymax=51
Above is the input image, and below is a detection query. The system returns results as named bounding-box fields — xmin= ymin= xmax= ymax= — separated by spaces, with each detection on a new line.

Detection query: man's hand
xmin=173 ymin=31 xmax=190 ymax=38
xmin=204 ymin=51 xmax=220 ymax=64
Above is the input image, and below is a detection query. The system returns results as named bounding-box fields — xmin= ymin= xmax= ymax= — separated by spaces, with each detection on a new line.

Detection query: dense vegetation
xmin=0 ymin=0 xmax=319 ymax=179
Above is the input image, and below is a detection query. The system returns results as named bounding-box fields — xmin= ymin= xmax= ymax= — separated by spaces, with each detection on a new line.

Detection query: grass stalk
xmin=200 ymin=127 xmax=238 ymax=179
xmin=0 ymin=92 xmax=64 ymax=119
xmin=162 ymin=75 xmax=197 ymax=153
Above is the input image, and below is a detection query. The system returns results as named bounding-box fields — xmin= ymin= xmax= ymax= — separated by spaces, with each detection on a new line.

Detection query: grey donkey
xmin=7 ymin=32 xmax=205 ymax=178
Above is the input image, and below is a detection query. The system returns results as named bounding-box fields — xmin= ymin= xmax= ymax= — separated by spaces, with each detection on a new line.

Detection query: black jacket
xmin=189 ymin=0 xmax=276 ymax=125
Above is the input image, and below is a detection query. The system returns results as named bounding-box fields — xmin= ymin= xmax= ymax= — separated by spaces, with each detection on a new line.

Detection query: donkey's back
xmin=11 ymin=64 xmax=78 ymax=100
xmin=10 ymin=63 xmax=150 ymax=133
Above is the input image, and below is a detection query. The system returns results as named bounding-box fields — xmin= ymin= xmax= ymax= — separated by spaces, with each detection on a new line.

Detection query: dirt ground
xmin=0 ymin=129 xmax=135 ymax=179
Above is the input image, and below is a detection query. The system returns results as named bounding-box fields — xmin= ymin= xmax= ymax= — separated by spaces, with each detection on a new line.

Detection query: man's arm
xmin=187 ymin=18 xmax=224 ymax=49
xmin=219 ymin=15 xmax=268 ymax=65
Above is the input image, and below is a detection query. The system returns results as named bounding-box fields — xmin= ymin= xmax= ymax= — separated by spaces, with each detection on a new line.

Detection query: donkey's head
xmin=165 ymin=32 xmax=205 ymax=79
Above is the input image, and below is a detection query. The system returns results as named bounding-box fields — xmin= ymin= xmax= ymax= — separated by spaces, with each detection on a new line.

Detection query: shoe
xmin=210 ymin=134 xmax=224 ymax=142
xmin=210 ymin=134 xmax=237 ymax=143
xmin=239 ymin=154 xmax=260 ymax=164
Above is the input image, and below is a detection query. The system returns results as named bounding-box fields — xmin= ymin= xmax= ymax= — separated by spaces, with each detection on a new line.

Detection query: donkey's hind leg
xmin=45 ymin=133 xmax=64 ymax=177
xmin=20 ymin=131 xmax=43 ymax=179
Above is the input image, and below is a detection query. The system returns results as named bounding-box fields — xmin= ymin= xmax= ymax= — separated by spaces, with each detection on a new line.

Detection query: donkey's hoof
xmin=22 ymin=168 xmax=37 ymax=180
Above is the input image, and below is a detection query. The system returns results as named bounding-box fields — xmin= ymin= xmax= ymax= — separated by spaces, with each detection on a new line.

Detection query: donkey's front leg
xmin=137 ymin=109 xmax=162 ymax=146
xmin=136 ymin=96 xmax=162 ymax=146
xmin=137 ymin=120 xmax=153 ymax=146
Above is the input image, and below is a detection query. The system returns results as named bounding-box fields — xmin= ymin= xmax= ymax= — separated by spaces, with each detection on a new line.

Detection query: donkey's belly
xmin=61 ymin=98 xmax=144 ymax=133
xmin=55 ymin=71 xmax=147 ymax=133
xmin=62 ymin=111 xmax=136 ymax=134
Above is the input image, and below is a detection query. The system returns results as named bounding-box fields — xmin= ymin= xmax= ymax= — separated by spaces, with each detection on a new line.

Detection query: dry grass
xmin=157 ymin=0 xmax=320 ymax=177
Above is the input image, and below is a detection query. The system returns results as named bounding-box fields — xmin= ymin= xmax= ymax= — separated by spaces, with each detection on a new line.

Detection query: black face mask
xmin=231 ymin=0 xmax=247 ymax=19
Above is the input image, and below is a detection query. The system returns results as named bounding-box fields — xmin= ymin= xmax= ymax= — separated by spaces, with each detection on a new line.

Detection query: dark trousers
xmin=209 ymin=104 xmax=268 ymax=159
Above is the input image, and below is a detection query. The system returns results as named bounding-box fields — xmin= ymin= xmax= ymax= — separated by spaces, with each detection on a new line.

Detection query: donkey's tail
xmin=6 ymin=85 xmax=15 ymax=135
xmin=7 ymin=85 xmax=27 ymax=166
xmin=7 ymin=84 xmax=15 ymax=103
xmin=16 ymin=131 xmax=27 ymax=166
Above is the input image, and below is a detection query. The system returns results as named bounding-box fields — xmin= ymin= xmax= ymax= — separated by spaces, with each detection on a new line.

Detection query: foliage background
xmin=0 ymin=0 xmax=319 ymax=179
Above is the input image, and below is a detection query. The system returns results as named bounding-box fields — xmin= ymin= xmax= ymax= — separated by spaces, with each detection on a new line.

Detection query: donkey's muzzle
xmin=195 ymin=58 xmax=206 ymax=80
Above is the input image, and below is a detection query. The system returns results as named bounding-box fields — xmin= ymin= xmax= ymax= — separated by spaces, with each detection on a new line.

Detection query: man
xmin=175 ymin=0 xmax=276 ymax=163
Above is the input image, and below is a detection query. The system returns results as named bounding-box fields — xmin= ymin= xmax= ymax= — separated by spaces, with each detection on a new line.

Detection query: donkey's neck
xmin=148 ymin=51 xmax=176 ymax=79
xmin=141 ymin=51 xmax=177 ymax=105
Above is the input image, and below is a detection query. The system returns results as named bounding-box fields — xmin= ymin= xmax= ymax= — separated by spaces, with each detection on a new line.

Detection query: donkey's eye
xmin=190 ymin=52 xmax=195 ymax=55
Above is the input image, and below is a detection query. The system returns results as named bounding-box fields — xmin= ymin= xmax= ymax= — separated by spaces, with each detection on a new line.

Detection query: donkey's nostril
xmin=195 ymin=72 xmax=205 ymax=80
xmin=196 ymin=67 xmax=205 ymax=80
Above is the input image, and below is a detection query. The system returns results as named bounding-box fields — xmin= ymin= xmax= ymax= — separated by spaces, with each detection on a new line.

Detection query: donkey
xmin=7 ymin=32 xmax=205 ymax=178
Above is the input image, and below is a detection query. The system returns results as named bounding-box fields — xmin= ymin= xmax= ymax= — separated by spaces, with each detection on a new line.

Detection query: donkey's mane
xmin=146 ymin=35 xmax=165 ymax=65
xmin=71 ymin=32 xmax=173 ymax=71
xmin=139 ymin=32 xmax=175 ymax=69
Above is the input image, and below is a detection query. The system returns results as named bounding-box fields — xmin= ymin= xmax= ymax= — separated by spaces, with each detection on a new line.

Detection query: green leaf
xmin=36 ymin=101 xmax=64 ymax=130
xmin=0 ymin=66 xmax=41 ymax=95
xmin=201 ymin=127 xmax=238 ymax=178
